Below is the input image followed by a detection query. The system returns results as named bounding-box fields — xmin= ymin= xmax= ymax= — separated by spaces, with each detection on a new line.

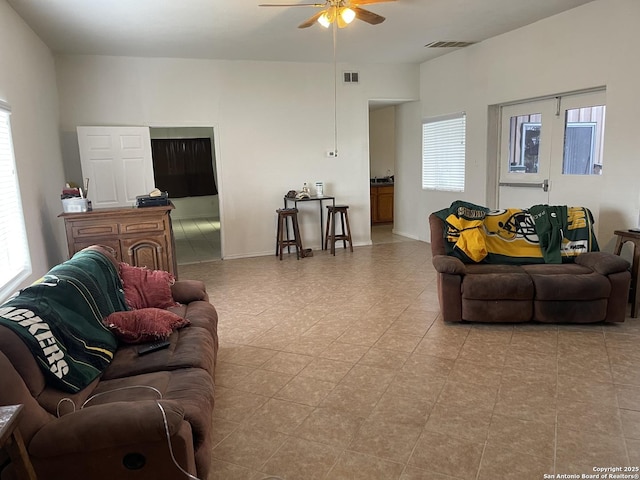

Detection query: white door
xmin=77 ymin=126 xmax=155 ymax=209
xmin=498 ymin=90 xmax=606 ymax=225
xmin=547 ymin=91 xmax=605 ymax=222
xmin=498 ymin=99 xmax=553 ymax=208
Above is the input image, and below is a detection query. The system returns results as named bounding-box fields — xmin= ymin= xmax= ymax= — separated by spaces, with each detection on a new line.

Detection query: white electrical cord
xmin=156 ymin=401 xmax=201 ymax=480
xmin=56 ymin=397 xmax=76 ymax=417
xmin=56 ymin=385 xmax=162 ymax=416
xmin=81 ymin=385 xmax=162 ymax=408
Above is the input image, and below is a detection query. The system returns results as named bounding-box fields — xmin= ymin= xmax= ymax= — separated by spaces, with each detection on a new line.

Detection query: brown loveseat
xmin=0 ymin=245 xmax=218 ymax=480
xmin=429 ymin=208 xmax=631 ymax=323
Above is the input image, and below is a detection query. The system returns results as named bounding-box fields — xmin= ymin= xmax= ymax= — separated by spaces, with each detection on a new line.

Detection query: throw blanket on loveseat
xmin=434 ymin=201 xmax=599 ymax=264
xmin=0 ymin=249 xmax=128 ymax=392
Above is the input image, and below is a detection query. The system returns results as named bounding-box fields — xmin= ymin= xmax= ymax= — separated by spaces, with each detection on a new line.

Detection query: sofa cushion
xmin=104 ymin=308 xmax=190 ymax=344
xmin=168 ymin=301 xmax=219 ymax=339
xmin=527 ymin=272 xmax=610 ymax=301
xmin=465 ymin=264 xmax=527 ymax=275
xmin=101 ymin=326 xmax=216 ymax=380
xmin=575 ymin=251 xmax=631 ymax=275
xmin=520 ymin=263 xmax=593 ymax=276
xmin=462 ymin=299 xmax=533 ymax=323
xmin=534 ymin=299 xmax=608 ymax=323
xmin=171 ymin=280 xmax=209 ymax=304
xmin=462 ymin=272 xmax=533 ymax=300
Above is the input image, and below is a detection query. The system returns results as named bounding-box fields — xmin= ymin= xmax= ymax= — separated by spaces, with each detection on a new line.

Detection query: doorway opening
xmin=149 ymin=127 xmax=221 ymax=264
xmin=369 ymin=103 xmax=395 ymax=245
xmin=368 ymin=101 xmax=414 ymax=245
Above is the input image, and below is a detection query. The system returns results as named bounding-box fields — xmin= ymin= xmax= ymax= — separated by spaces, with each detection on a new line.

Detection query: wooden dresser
xmin=59 ymin=204 xmax=178 ymax=276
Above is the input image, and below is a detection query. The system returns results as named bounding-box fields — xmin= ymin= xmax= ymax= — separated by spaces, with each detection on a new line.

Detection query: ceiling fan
xmin=259 ymin=0 xmax=395 ymax=29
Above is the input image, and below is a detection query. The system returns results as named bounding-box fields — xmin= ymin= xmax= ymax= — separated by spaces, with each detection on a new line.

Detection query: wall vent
xmin=424 ymin=41 xmax=476 ymax=48
xmin=343 ymin=71 xmax=359 ymax=84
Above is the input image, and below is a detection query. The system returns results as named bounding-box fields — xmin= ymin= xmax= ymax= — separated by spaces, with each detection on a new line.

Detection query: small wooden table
xmin=284 ymin=195 xmax=335 ymax=249
xmin=0 ymin=405 xmax=37 ymax=480
xmin=614 ymin=230 xmax=640 ymax=318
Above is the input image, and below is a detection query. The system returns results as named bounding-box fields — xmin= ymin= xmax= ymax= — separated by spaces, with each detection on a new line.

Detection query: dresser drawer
xmin=120 ymin=219 xmax=165 ymax=234
xmin=70 ymin=238 xmax=122 ymax=258
xmin=71 ymin=221 xmax=119 ymax=238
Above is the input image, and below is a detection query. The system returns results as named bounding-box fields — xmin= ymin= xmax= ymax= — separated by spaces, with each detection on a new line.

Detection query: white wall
xmin=393 ymin=101 xmax=422 ymax=240
xmin=56 ymin=57 xmax=419 ymax=258
xmin=394 ymin=0 xmax=640 ymax=247
xmin=0 ymin=0 xmax=68 ymax=283
xmin=369 ymin=106 xmax=396 ymax=179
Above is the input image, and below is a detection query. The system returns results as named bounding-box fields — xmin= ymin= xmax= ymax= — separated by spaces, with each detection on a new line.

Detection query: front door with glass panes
xmin=498 ymin=90 xmax=606 ymax=226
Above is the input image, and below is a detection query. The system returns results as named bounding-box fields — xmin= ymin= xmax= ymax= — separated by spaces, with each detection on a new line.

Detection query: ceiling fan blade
xmin=353 ymin=6 xmax=386 ymax=25
xmin=298 ymin=10 xmax=325 ymax=28
xmin=259 ymin=3 xmax=325 ymax=7
xmin=350 ymin=0 xmax=395 ymax=5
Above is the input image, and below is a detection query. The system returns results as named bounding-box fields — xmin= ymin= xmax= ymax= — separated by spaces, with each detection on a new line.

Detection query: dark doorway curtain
xmin=151 ymin=138 xmax=217 ymax=198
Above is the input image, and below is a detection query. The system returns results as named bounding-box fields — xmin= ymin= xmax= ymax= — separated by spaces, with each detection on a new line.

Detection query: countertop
xmin=370 ymin=181 xmax=394 ymax=186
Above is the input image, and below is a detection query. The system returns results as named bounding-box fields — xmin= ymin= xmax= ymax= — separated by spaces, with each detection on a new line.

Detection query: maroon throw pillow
xmin=118 ymin=262 xmax=179 ymax=310
xmin=104 ymin=308 xmax=190 ymax=344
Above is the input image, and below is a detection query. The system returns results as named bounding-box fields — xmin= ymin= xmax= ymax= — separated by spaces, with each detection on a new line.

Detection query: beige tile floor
xmin=174 ymin=217 xmax=221 ymax=264
xmin=370 ymin=224 xmax=415 ymax=245
xmin=178 ymin=238 xmax=640 ymax=480
xmin=174 ymin=221 xmax=404 ymax=265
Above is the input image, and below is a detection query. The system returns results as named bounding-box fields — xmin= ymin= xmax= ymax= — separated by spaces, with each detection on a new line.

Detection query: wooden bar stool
xmin=276 ymin=208 xmax=303 ymax=260
xmin=324 ymin=205 xmax=353 ymax=255
xmin=614 ymin=229 xmax=640 ymax=317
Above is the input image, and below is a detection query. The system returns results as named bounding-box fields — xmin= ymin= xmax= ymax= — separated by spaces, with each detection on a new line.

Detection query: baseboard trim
xmin=391 ymin=229 xmax=419 ymax=240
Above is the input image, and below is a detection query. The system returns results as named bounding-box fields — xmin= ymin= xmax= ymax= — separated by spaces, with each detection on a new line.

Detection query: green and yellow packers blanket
xmin=433 ymin=201 xmax=599 ymax=264
xmin=0 ymin=249 xmax=129 ymax=393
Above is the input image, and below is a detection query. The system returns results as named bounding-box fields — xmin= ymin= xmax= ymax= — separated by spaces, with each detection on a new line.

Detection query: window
xmin=507 ymin=115 xmax=542 ymax=174
xmin=502 ymin=98 xmax=605 ymax=178
xmin=562 ymin=105 xmax=605 ymax=175
xmin=0 ymin=101 xmax=31 ymax=302
xmin=422 ymin=113 xmax=466 ymax=192
xmin=151 ymin=138 xmax=217 ymax=198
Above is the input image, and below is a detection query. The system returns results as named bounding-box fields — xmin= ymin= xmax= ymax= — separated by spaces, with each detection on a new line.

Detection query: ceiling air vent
xmin=425 ymin=41 xmax=476 ymax=48
xmin=343 ymin=71 xmax=359 ymax=84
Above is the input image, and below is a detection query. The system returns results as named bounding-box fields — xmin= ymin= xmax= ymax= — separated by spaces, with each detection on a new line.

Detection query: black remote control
xmin=137 ymin=340 xmax=171 ymax=356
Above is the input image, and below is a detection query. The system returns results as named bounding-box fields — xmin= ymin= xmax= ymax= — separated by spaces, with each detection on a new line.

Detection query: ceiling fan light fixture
xmin=318 ymin=11 xmax=331 ymax=28
xmin=340 ymin=7 xmax=356 ymax=24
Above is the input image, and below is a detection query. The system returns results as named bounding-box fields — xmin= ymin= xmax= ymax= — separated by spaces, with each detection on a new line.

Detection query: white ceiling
xmin=8 ymin=0 xmax=595 ymax=64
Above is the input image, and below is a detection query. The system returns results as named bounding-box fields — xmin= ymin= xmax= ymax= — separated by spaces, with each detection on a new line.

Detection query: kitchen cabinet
xmin=370 ymin=184 xmax=394 ymax=224
xmin=59 ymin=204 xmax=178 ymax=276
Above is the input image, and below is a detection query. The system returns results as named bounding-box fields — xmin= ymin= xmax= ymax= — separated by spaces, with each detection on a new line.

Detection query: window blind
xmin=421 ymin=113 xmax=466 ymax=192
xmin=0 ymin=101 xmax=32 ymax=302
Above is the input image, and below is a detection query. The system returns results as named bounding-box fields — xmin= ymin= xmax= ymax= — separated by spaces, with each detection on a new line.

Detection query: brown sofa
xmin=429 ymin=213 xmax=631 ymax=323
xmin=0 ymin=246 xmax=218 ymax=480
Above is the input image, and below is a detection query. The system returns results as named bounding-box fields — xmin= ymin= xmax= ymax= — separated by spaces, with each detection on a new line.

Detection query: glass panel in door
xmin=549 ymin=91 xmax=606 ymax=227
xmin=498 ymin=100 xmax=554 ymax=209
xmin=508 ymin=115 xmax=541 ymax=174
xmin=562 ymin=105 xmax=606 ymax=175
